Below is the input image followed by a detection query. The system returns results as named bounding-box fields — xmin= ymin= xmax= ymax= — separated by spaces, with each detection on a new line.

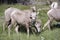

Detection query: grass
xmin=0 ymin=4 xmax=60 ymax=40
xmin=0 ymin=4 xmax=30 ymax=16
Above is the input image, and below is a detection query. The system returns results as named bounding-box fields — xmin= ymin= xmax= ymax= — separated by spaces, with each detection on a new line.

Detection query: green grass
xmin=0 ymin=4 xmax=30 ymax=16
xmin=0 ymin=4 xmax=60 ymax=40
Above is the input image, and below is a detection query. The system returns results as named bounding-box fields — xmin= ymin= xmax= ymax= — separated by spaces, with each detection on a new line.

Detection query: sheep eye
xmin=30 ymin=17 xmax=32 ymax=19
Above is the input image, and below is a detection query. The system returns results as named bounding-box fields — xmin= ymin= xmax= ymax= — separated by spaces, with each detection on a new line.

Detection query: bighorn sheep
xmin=3 ymin=6 xmax=36 ymax=31
xmin=3 ymin=6 xmax=41 ymax=36
xmin=43 ymin=8 xmax=60 ymax=30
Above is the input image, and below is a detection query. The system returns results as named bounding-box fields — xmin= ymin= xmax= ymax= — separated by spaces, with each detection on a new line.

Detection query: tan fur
xmin=3 ymin=6 xmax=40 ymax=37
xmin=43 ymin=8 xmax=60 ymax=30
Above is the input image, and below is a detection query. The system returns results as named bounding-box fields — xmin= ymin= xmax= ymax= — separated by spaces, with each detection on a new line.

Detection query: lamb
xmin=35 ymin=19 xmax=42 ymax=32
xmin=3 ymin=6 xmax=41 ymax=36
xmin=3 ymin=6 xmax=37 ymax=32
xmin=43 ymin=8 xmax=60 ymax=30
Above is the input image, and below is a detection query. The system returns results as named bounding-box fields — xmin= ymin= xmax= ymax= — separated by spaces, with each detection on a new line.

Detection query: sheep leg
xmin=27 ymin=27 xmax=29 ymax=37
xmin=43 ymin=20 xmax=51 ymax=30
xmin=8 ymin=18 xmax=15 ymax=36
xmin=47 ymin=19 xmax=53 ymax=30
xmin=47 ymin=21 xmax=51 ymax=30
xmin=3 ymin=21 xmax=8 ymax=32
xmin=8 ymin=24 xmax=12 ymax=36
xmin=3 ymin=22 xmax=6 ymax=32
xmin=26 ymin=24 xmax=29 ymax=37
xmin=15 ymin=25 xmax=19 ymax=34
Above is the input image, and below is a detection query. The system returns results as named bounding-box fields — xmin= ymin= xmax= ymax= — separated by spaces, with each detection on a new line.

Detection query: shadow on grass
xmin=18 ymin=24 xmax=41 ymax=36
xmin=50 ymin=23 xmax=60 ymax=30
xmin=41 ymin=23 xmax=60 ymax=33
xmin=18 ymin=25 xmax=35 ymax=34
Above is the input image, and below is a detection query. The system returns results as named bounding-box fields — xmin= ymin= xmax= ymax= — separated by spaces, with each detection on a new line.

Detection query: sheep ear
xmin=37 ymin=12 xmax=39 ymax=15
xmin=31 ymin=6 xmax=36 ymax=11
